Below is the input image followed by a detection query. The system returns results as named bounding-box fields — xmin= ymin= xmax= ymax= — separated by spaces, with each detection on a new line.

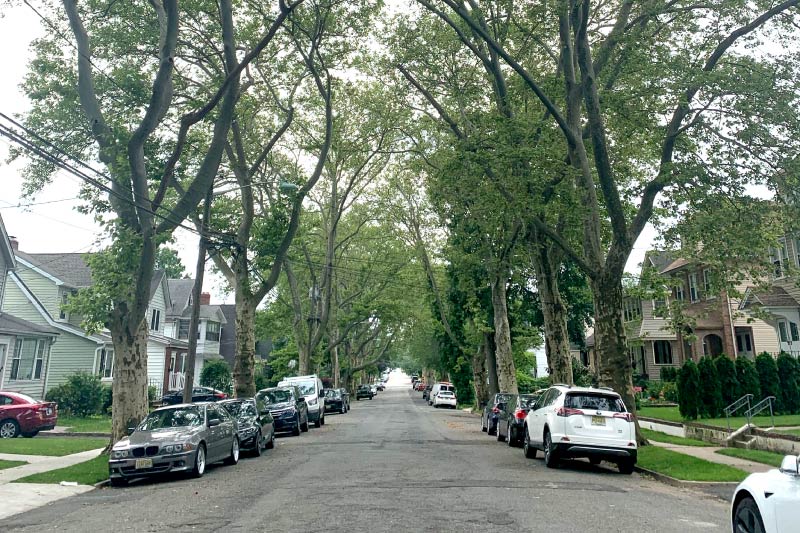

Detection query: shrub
xmin=200 ymin=359 xmax=232 ymax=395
xmin=45 ymin=371 xmax=104 ymax=417
xmin=662 ymin=381 xmax=679 ymax=403
xmin=755 ymin=352 xmax=781 ymax=410
xmin=735 ymin=356 xmax=761 ymax=400
xmin=571 ymin=362 xmax=594 ymax=388
xmin=659 ymin=367 xmax=678 ymax=382
xmin=714 ymin=355 xmax=739 ymax=408
xmin=677 ymin=360 xmax=701 ymax=420
xmin=101 ymin=386 xmax=113 ymax=414
xmin=697 ymin=356 xmax=723 ymax=418
xmin=776 ymin=352 xmax=800 ymax=414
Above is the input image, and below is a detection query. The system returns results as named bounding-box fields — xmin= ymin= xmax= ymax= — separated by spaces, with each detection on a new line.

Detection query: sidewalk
xmin=0 ymin=448 xmax=104 ymax=484
xmin=649 ymin=441 xmax=772 ymax=474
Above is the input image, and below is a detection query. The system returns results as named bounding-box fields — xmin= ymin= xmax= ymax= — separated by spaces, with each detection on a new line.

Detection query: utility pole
xmin=183 ymin=188 xmax=212 ymax=403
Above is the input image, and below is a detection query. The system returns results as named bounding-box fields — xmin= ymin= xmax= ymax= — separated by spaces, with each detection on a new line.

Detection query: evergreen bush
xmin=776 ymin=352 xmax=800 ymax=414
xmin=714 ymin=355 xmax=739 ymax=408
xmin=755 ymin=352 xmax=781 ymax=411
xmin=659 ymin=367 xmax=678 ymax=382
xmin=697 ymin=356 xmax=723 ymax=418
xmin=677 ymin=360 xmax=701 ymax=420
xmin=45 ymin=371 xmax=105 ymax=417
xmin=735 ymin=356 xmax=761 ymax=400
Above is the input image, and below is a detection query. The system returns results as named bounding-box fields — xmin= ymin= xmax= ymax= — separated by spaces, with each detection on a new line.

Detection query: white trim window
xmin=205 ymin=321 xmax=220 ymax=342
xmin=791 ymin=322 xmax=800 ymax=343
xmin=150 ymin=309 xmax=161 ymax=332
xmin=58 ymin=291 xmax=69 ymax=321
xmin=778 ymin=320 xmax=789 ymax=344
xmin=795 ymin=238 xmax=800 ymax=268
xmin=688 ymin=273 xmax=699 ymax=302
xmin=178 ymin=319 xmax=190 ymax=340
xmin=97 ymin=347 xmax=114 ymax=379
xmin=675 ymin=281 xmax=686 ymax=302
xmin=10 ymin=338 xmax=47 ymax=381
xmin=702 ymin=269 xmax=715 ymax=299
xmin=653 ymin=341 xmax=673 ymax=365
xmin=769 ymin=238 xmax=789 ymax=279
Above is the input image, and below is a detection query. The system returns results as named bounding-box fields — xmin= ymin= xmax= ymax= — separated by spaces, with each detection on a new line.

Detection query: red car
xmin=0 ymin=392 xmax=58 ymax=438
xmin=415 ymin=382 xmax=426 ymax=392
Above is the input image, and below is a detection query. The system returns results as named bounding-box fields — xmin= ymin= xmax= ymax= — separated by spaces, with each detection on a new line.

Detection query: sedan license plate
xmin=135 ymin=458 xmax=153 ymax=470
xmin=45 ymin=408 xmax=52 ymax=416
xmin=591 ymin=416 xmax=605 ymax=426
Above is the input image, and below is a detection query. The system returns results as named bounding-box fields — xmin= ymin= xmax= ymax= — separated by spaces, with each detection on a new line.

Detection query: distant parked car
xmin=481 ymin=393 xmax=515 ymax=436
xmin=731 ymin=454 xmax=800 ymax=533
xmin=337 ymin=388 xmax=350 ymax=411
xmin=370 ymin=384 xmax=378 ymax=396
xmin=522 ymin=385 xmax=637 ymax=473
xmin=0 ymin=392 xmax=57 ymax=438
xmin=161 ymin=386 xmax=227 ymax=405
xmin=220 ymin=398 xmax=275 ymax=456
xmin=429 ymin=382 xmax=455 ymax=406
xmin=356 ymin=385 xmax=374 ymax=400
xmin=497 ymin=393 xmax=541 ymax=446
xmin=323 ymin=389 xmax=348 ymax=414
xmin=256 ymin=386 xmax=308 ymax=436
xmin=414 ymin=382 xmax=426 ymax=392
xmin=375 ymin=382 xmax=385 ymax=392
xmin=433 ymin=390 xmax=457 ymax=409
xmin=422 ymin=384 xmax=432 ymax=401
xmin=108 ymin=402 xmax=239 ymax=486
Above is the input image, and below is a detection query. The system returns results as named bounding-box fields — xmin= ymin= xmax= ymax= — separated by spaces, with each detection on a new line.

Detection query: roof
xmin=167 ymin=278 xmax=194 ymax=316
xmin=150 ymin=269 xmax=165 ymax=300
xmin=0 ymin=312 xmax=60 ymax=337
xmin=741 ymin=285 xmax=800 ymax=309
xmin=645 ymin=250 xmax=676 ymax=273
xmin=660 ymin=258 xmax=691 ymax=274
xmin=16 ymin=251 xmax=93 ymax=288
xmin=0 ymin=212 xmax=16 ymax=270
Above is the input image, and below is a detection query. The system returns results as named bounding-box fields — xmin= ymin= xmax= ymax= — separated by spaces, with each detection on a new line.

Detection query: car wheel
xmin=543 ymin=431 xmax=559 ymax=469
xmin=301 ymin=417 xmax=309 ymax=432
xmin=191 ymin=444 xmax=206 ymax=478
xmin=523 ymin=427 xmax=537 ymax=459
xmin=252 ymin=431 xmax=263 ymax=457
xmin=22 ymin=431 xmax=40 ymax=438
xmin=507 ymin=424 xmax=515 ymax=447
xmin=292 ymin=415 xmax=301 ymax=436
xmin=341 ymin=404 xmax=346 ymax=414
xmin=488 ymin=421 xmax=496 ymax=436
xmin=481 ymin=415 xmax=487 ymax=432
xmin=497 ymin=424 xmax=505 ymax=442
xmin=589 ymin=457 xmax=602 ymax=466
xmin=617 ymin=459 xmax=634 ymax=475
xmin=733 ymin=496 xmax=766 ymax=533
xmin=0 ymin=419 xmax=20 ymax=439
xmin=224 ymin=437 xmax=240 ymax=466
xmin=315 ymin=415 xmax=322 ymax=428
xmin=266 ymin=430 xmax=275 ymax=449
xmin=109 ymin=477 xmax=128 ymax=487
xmin=321 ymin=414 xmax=325 ymax=426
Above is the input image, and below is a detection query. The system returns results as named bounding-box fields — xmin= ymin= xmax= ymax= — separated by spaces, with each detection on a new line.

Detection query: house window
xmin=791 ymin=322 xmax=800 ymax=343
xmin=623 ymin=299 xmax=641 ymax=322
xmin=206 ymin=321 xmax=220 ymax=342
xmin=654 ymin=341 xmax=673 ymax=365
xmin=769 ymin=239 xmax=789 ymax=278
xmin=675 ymin=281 xmax=686 ymax=302
xmin=703 ymin=269 xmax=714 ymax=299
xmin=98 ymin=348 xmax=114 ymax=379
xmin=178 ymin=319 xmax=190 ymax=340
xmin=795 ymin=238 xmax=800 ymax=268
xmin=150 ymin=309 xmax=161 ymax=332
xmin=10 ymin=339 xmax=43 ymax=381
xmin=688 ymin=273 xmax=699 ymax=302
xmin=779 ymin=321 xmax=789 ymax=343
xmin=59 ymin=291 xmax=69 ymax=321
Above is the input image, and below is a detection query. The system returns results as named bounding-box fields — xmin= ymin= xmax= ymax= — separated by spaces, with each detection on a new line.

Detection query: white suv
xmin=522 ymin=385 xmax=637 ymax=474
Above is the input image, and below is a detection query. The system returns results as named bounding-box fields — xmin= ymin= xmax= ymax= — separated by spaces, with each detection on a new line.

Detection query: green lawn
xmin=0 ymin=459 xmax=27 ymax=470
xmin=0 ymin=437 xmax=107 ymax=457
xmin=641 ymin=428 xmax=713 ymax=447
xmin=638 ymin=406 xmax=800 ymax=428
xmin=774 ymin=428 xmax=800 ymax=438
xmin=637 ymin=446 xmax=749 ymax=482
xmin=12 ymin=454 xmax=108 ymax=485
xmin=716 ymin=448 xmax=786 ymax=467
xmin=58 ymin=416 xmax=112 ymax=434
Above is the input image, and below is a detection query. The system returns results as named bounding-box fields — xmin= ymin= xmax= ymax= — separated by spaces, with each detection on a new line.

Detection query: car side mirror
xmin=479 ymin=401 xmax=487 ymax=409
xmin=298 ymin=397 xmax=305 ymax=402
xmin=208 ymin=418 xmax=221 ymax=427
xmin=780 ymin=455 xmax=799 ymax=475
xmin=126 ymin=426 xmax=136 ymax=436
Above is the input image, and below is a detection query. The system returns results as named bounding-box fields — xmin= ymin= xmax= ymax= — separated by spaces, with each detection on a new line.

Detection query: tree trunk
xmin=533 ymin=247 xmax=573 ymax=385
xmin=592 ymin=275 xmax=644 ymax=444
xmin=472 ymin=339 xmax=489 ymax=407
xmin=110 ymin=316 xmax=149 ymax=443
xmin=233 ymin=297 xmax=257 ymax=398
xmin=491 ymin=274 xmax=518 ymax=394
xmin=484 ymin=332 xmax=499 ymax=396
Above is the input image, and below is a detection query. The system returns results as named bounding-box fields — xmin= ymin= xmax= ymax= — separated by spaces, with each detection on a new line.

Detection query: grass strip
xmin=58 ymin=416 xmax=112 ymax=434
xmin=641 ymin=428 xmax=713 ymax=447
xmin=715 ymin=448 xmax=786 ymax=467
xmin=0 ymin=459 xmax=27 ymax=470
xmin=12 ymin=454 xmax=108 ymax=485
xmin=638 ymin=406 xmax=800 ymax=428
xmin=637 ymin=446 xmax=748 ymax=482
xmin=0 ymin=437 xmax=107 ymax=457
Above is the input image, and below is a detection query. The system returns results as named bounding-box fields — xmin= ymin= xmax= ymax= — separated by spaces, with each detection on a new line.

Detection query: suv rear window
xmin=564 ymin=393 xmax=626 ymax=413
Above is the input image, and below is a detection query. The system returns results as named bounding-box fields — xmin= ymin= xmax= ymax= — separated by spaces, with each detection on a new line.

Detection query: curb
xmin=634 ymin=466 xmax=739 ymax=500
xmin=40 ymin=432 xmax=111 ymax=439
xmin=93 ymin=479 xmax=110 ymax=489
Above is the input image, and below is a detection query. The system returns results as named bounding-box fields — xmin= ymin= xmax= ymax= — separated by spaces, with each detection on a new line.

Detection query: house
xmin=0 ymin=215 xmax=60 ymax=398
xmin=2 ymin=238 xmax=187 ymax=398
xmin=163 ymin=279 xmax=227 ymax=390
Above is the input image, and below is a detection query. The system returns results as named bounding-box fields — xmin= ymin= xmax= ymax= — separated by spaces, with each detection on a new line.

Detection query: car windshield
xmin=564 ymin=393 xmax=626 ymax=413
xmin=358 ymin=385 xmax=370 ymax=390
xmin=261 ymin=389 xmax=292 ymax=404
xmin=138 ymin=406 xmax=203 ymax=430
xmin=13 ymin=393 xmax=37 ymax=403
xmin=324 ymin=390 xmax=340 ymax=398
xmin=239 ymin=403 xmax=257 ymax=418
xmin=221 ymin=401 xmax=242 ymax=416
xmin=496 ymin=393 xmax=514 ymax=404
xmin=294 ymin=380 xmax=316 ymax=396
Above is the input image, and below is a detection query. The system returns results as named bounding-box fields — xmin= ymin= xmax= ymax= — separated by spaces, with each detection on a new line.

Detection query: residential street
xmin=1 ymin=378 xmax=729 ymax=532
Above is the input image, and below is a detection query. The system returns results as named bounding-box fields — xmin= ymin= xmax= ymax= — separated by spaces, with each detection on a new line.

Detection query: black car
xmin=355 ymin=385 xmax=374 ymax=400
xmin=338 ymin=388 xmax=350 ymax=410
xmin=481 ymin=393 xmax=516 ymax=436
xmin=256 ymin=386 xmax=309 ymax=436
xmin=161 ymin=386 xmax=227 ymax=405
xmin=323 ymin=389 xmax=348 ymax=414
xmin=422 ymin=384 xmax=432 ymax=401
xmin=496 ymin=393 xmax=540 ymax=446
xmin=220 ymin=398 xmax=275 ymax=456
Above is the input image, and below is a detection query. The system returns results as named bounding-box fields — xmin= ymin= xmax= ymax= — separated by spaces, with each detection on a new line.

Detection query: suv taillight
xmin=556 ymin=407 xmax=584 ymax=417
xmin=613 ymin=412 xmax=633 ymax=422
xmin=514 ymin=409 xmax=526 ymax=420
xmin=491 ymin=407 xmax=500 ymax=414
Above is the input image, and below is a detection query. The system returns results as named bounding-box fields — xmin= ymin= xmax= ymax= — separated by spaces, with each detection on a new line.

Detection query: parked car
xmin=422 ymin=384 xmax=432 ymax=401
xmin=481 ymin=393 xmax=516 ymax=436
xmin=731 ymin=454 xmax=800 ymax=533
xmin=370 ymin=384 xmax=378 ymax=395
xmin=0 ymin=391 xmax=57 ymax=438
xmin=220 ymin=398 xmax=275 ymax=456
xmin=433 ymin=390 xmax=457 ymax=409
xmin=338 ymin=388 xmax=351 ymax=411
xmin=108 ymin=402 xmax=238 ymax=486
xmin=375 ymin=382 xmax=385 ymax=391
xmin=161 ymin=386 xmax=227 ymax=405
xmin=522 ymin=385 xmax=637 ymax=474
xmin=429 ymin=382 xmax=455 ymax=406
xmin=256 ymin=386 xmax=308 ymax=436
xmin=356 ymin=385 xmax=374 ymax=400
xmin=278 ymin=375 xmax=325 ymax=428
xmin=323 ymin=388 xmax=348 ymax=414
xmin=414 ymin=381 xmax=426 ymax=392
xmin=497 ymin=393 xmax=541 ymax=446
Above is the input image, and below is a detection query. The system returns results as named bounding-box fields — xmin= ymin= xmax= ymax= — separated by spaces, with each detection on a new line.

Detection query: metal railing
xmin=169 ymin=372 xmax=185 ymax=391
xmin=744 ymin=396 xmax=777 ymax=430
xmin=724 ymin=394 xmax=753 ymax=433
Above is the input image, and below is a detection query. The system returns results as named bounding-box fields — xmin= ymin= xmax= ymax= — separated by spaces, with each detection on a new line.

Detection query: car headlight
xmin=112 ymin=449 xmax=129 ymax=459
xmin=308 ymin=398 xmax=318 ymax=406
xmin=162 ymin=443 xmax=193 ymax=454
xmin=241 ymin=426 xmax=257 ymax=435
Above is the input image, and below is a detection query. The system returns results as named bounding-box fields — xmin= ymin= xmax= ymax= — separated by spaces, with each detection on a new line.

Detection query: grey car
xmin=108 ymin=403 xmax=239 ymax=486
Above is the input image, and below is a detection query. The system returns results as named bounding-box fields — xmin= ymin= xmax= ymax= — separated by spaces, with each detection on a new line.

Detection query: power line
xmin=0 ymin=197 xmax=80 ymax=210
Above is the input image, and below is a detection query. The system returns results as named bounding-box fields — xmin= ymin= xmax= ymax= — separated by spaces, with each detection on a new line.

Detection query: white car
xmin=433 ymin=390 xmax=457 ymax=409
xmin=429 ymin=382 xmax=455 ymax=406
xmin=278 ymin=375 xmax=325 ymax=428
xmin=522 ymin=385 xmax=637 ymax=474
xmin=731 ymin=455 xmax=800 ymax=533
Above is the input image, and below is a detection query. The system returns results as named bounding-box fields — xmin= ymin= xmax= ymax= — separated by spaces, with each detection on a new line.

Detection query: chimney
xmin=9 ymin=236 xmax=19 ymax=251
xmin=199 ymin=292 xmax=211 ymax=305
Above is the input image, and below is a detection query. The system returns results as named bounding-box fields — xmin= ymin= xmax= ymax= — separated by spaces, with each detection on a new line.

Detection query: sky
xmin=0 ymin=2 xmax=657 ymax=307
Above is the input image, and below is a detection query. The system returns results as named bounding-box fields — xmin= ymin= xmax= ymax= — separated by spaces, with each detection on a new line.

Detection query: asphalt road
xmin=1 ymin=375 xmax=730 ymax=532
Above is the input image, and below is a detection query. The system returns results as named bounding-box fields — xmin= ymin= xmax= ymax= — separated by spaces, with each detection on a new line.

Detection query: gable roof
xmin=644 ymin=250 xmax=676 ymax=273
xmin=0 ymin=213 xmax=16 ymax=270
xmin=0 ymin=312 xmax=60 ymax=337
xmin=150 ymin=269 xmax=166 ymax=300
xmin=15 ymin=251 xmax=93 ymax=288
xmin=741 ymin=285 xmax=800 ymax=310
xmin=167 ymin=278 xmax=194 ymax=316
